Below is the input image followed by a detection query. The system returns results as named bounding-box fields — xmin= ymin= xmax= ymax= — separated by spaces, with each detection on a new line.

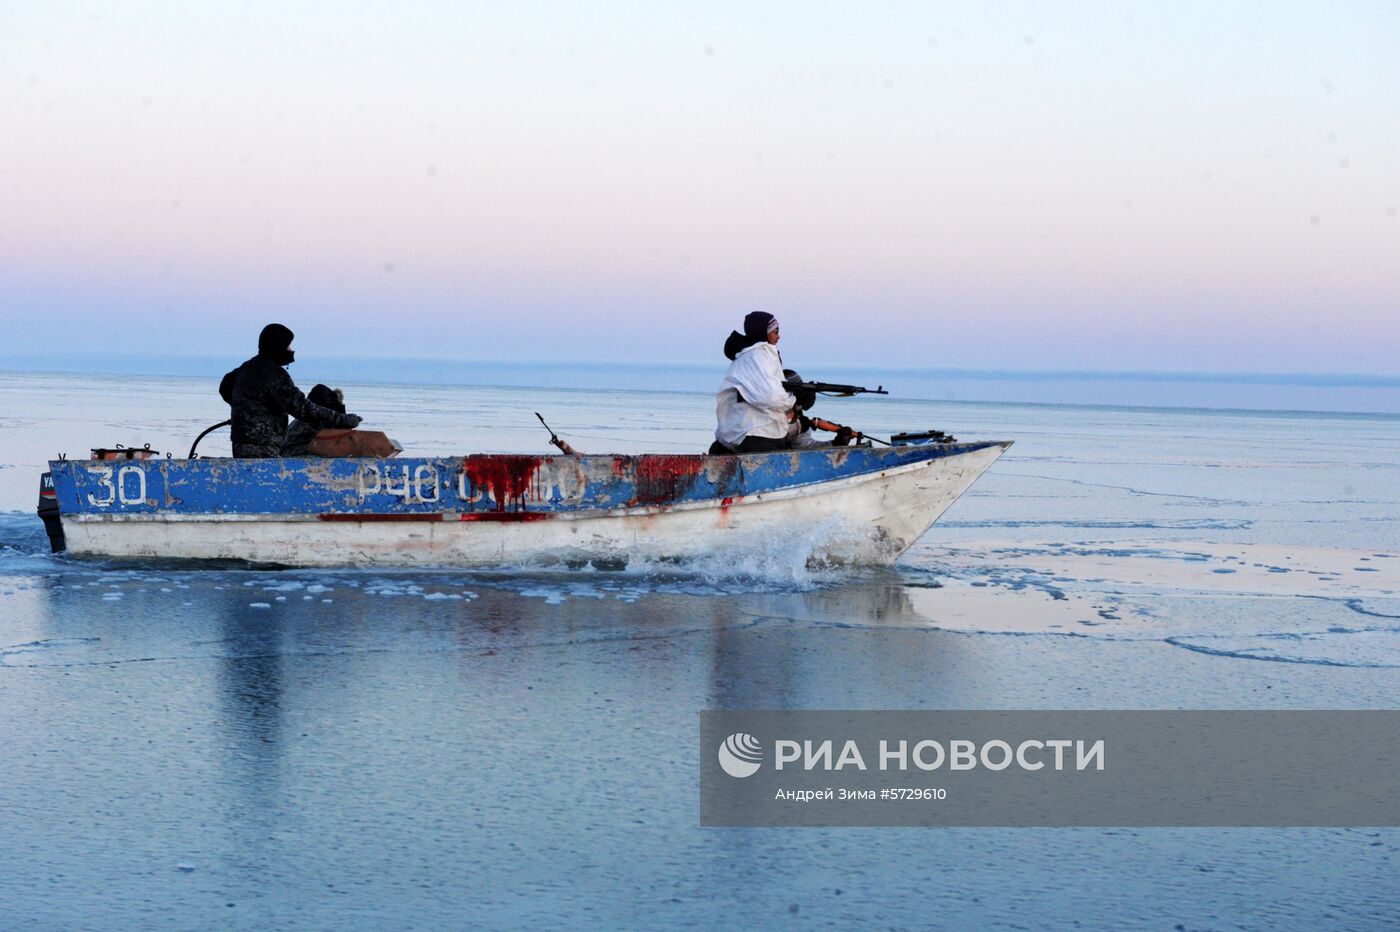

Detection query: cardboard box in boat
xmin=305 ymin=430 xmax=402 ymax=458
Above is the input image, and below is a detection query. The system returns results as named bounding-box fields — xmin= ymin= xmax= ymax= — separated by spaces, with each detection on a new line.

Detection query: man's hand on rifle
xmin=807 ymin=416 xmax=862 ymax=444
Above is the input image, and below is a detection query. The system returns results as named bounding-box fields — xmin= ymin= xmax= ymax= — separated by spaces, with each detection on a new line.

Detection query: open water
xmin=1 ymin=370 xmax=1398 ymax=928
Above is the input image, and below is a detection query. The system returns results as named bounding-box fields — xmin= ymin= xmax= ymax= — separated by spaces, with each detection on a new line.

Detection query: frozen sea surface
xmin=1 ymin=371 xmax=1398 ymax=928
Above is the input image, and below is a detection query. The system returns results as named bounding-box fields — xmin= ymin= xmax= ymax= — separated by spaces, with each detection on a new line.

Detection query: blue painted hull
xmin=48 ymin=442 xmax=1010 ymax=566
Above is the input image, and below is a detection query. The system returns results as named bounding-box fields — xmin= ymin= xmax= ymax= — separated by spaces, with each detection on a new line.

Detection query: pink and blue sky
xmin=3 ymin=2 xmax=1398 ymax=373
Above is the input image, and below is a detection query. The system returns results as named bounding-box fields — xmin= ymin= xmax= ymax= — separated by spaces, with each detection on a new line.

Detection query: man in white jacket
xmin=712 ymin=312 xmax=797 ymax=454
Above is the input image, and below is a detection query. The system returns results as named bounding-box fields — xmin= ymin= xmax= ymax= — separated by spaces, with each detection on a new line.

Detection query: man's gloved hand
xmin=345 ymin=414 xmax=363 ymax=429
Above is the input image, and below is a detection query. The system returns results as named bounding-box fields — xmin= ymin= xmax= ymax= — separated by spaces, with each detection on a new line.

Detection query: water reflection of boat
xmin=42 ymin=441 xmax=1010 ymax=567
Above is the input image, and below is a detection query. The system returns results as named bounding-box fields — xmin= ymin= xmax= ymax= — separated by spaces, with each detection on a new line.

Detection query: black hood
xmin=724 ymin=330 xmax=763 ymax=360
xmin=725 ymin=311 xmax=780 ymax=360
xmin=258 ymin=323 xmax=295 ymax=366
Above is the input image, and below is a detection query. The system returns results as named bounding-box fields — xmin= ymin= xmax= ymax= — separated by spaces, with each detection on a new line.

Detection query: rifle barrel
xmin=782 ymin=380 xmax=889 ymax=396
xmin=534 ymin=412 xmax=561 ymax=442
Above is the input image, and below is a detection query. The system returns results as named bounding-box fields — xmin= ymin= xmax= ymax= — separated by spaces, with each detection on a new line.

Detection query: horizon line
xmin=3 ymin=352 xmax=1398 ymax=390
xmin=4 ymin=359 xmax=1400 ymax=423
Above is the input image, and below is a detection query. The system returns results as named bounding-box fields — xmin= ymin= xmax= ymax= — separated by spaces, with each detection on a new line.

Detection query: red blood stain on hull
xmin=319 ymin=513 xmax=442 ymax=522
xmin=463 ymin=455 xmax=543 ymax=513
xmin=632 ymin=455 xmax=707 ymax=505
xmin=717 ymin=495 xmax=742 ymax=528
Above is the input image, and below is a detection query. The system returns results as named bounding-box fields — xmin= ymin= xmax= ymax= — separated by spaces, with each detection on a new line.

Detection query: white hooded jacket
xmin=715 ymin=342 xmax=796 ymax=448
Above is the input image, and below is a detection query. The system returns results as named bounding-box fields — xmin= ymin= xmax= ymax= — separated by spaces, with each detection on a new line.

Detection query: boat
xmin=39 ymin=439 xmax=1010 ymax=568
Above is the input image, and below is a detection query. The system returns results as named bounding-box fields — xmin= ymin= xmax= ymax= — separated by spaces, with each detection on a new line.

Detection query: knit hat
xmin=743 ymin=311 xmax=779 ymax=339
xmin=308 ymin=383 xmax=345 ymax=414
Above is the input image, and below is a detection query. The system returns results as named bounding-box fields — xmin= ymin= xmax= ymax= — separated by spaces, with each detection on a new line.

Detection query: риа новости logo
xmin=718 ymin=733 xmax=763 ymax=778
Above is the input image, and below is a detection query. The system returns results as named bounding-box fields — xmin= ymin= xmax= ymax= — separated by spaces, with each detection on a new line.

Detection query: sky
xmin=3 ymin=2 xmax=1398 ymax=374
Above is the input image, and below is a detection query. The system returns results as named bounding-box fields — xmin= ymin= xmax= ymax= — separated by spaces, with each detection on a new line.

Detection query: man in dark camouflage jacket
xmin=218 ymin=323 xmax=363 ymax=458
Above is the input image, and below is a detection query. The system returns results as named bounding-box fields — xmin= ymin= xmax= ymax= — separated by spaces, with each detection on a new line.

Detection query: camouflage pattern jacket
xmin=219 ymin=355 xmax=358 ymax=457
xmin=280 ymin=417 xmax=324 ymax=456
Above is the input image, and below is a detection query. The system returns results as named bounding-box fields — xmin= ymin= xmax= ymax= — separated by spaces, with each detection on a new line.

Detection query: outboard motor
xmin=37 ymin=472 xmax=66 ymax=553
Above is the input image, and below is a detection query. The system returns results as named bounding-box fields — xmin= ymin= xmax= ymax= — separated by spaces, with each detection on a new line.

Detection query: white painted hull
xmin=60 ymin=443 xmax=1008 ymax=568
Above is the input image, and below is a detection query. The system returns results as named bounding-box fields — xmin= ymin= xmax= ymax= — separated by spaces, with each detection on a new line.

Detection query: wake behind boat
xmin=40 ymin=440 xmax=1010 ymax=568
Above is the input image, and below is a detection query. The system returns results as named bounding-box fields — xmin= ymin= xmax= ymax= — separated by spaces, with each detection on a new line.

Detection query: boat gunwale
xmin=59 ymin=442 xmax=1012 ymax=522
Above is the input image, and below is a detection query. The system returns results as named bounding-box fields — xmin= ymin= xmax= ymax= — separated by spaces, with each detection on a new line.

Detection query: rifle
xmin=781 ymin=379 xmax=889 ymax=397
xmin=535 ymin=412 xmax=580 ymax=455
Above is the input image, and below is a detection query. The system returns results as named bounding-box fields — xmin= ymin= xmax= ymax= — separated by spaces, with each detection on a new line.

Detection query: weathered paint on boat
xmin=47 ymin=442 xmax=1010 ymax=567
